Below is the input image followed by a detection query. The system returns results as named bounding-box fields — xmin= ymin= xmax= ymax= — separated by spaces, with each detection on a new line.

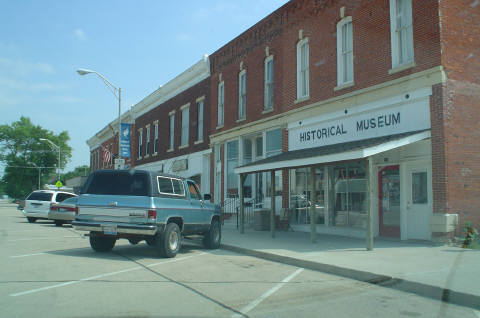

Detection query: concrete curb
xmin=221 ymin=243 xmax=480 ymax=310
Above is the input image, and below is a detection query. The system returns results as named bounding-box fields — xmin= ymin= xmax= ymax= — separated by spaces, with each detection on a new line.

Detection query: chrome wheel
xmin=168 ymin=230 xmax=179 ymax=251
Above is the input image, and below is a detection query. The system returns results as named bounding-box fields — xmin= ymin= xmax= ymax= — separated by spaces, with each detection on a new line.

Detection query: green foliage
xmin=461 ymin=221 xmax=479 ymax=249
xmin=0 ymin=117 xmax=72 ymax=199
xmin=62 ymin=165 xmax=89 ymax=183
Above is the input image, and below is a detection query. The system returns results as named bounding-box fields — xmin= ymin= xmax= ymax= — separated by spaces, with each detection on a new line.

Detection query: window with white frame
xmin=218 ymin=81 xmax=224 ymax=126
xmin=197 ymin=100 xmax=203 ymax=142
xmin=169 ymin=113 xmax=175 ymax=150
xmin=238 ymin=70 xmax=246 ymax=120
xmin=181 ymin=105 xmax=189 ymax=146
xmin=337 ymin=17 xmax=353 ymax=86
xmin=137 ymin=129 xmax=143 ymax=159
xmin=264 ymin=56 xmax=274 ymax=110
xmin=154 ymin=121 xmax=158 ymax=154
xmin=297 ymin=38 xmax=309 ymax=99
xmin=145 ymin=125 xmax=150 ymax=156
xmin=390 ymin=0 xmax=414 ymax=68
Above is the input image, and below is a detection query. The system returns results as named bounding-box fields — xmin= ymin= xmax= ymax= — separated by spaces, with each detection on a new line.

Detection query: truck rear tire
xmin=89 ymin=233 xmax=116 ymax=252
xmin=27 ymin=217 xmax=37 ymax=223
xmin=156 ymin=223 xmax=181 ymax=258
xmin=203 ymin=219 xmax=221 ymax=249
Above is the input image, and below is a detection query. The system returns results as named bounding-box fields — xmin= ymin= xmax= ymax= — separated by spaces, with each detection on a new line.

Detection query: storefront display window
xmin=266 ymin=128 xmax=282 ymax=198
xmin=332 ymin=162 xmax=367 ymax=228
xmin=226 ymin=140 xmax=238 ymax=197
xmin=289 ymin=167 xmax=325 ymax=225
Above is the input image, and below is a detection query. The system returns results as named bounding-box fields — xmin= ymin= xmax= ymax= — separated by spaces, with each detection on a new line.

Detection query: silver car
xmin=48 ymin=196 xmax=78 ymax=226
xmin=23 ymin=190 xmax=76 ymax=223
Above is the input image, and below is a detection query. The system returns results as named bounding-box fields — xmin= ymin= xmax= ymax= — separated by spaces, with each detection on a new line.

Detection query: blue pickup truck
xmin=72 ymin=169 xmax=222 ymax=258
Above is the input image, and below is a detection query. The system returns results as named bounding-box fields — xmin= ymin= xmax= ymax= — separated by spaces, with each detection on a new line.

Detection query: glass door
xmin=378 ymin=165 xmax=401 ymax=237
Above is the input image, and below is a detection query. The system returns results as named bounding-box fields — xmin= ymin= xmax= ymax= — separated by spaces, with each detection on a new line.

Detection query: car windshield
xmin=26 ymin=192 xmax=53 ymax=201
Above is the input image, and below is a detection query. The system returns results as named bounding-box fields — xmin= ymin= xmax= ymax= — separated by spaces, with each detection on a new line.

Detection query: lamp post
xmin=29 ymin=162 xmax=41 ymax=190
xmin=39 ymin=138 xmax=61 ymax=181
xmin=77 ymin=68 xmax=122 ymax=168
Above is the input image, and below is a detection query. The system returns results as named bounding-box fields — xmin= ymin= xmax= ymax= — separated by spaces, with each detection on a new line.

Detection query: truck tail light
xmin=147 ymin=209 xmax=157 ymax=220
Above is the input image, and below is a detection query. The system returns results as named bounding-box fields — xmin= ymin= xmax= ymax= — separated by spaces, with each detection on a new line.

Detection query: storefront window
xmin=226 ymin=140 xmax=238 ymax=197
xmin=412 ymin=171 xmax=427 ymax=204
xmin=289 ymin=167 xmax=325 ymax=225
xmin=266 ymin=128 xmax=282 ymax=198
xmin=243 ymin=138 xmax=252 ymax=198
xmin=331 ymin=162 xmax=367 ymax=228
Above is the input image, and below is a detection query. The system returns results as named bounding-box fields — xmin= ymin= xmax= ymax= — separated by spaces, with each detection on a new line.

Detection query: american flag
xmin=102 ymin=147 xmax=112 ymax=165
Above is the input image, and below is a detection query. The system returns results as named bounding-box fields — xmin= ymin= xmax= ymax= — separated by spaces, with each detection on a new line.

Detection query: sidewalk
xmin=220 ymin=223 xmax=480 ymax=310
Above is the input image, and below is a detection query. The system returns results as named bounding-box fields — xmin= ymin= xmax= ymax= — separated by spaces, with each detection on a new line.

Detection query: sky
xmin=0 ymin=0 xmax=289 ymax=174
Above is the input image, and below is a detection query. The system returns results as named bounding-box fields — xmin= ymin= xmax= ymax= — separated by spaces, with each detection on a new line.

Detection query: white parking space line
xmin=10 ymin=252 xmax=47 ymax=258
xmin=7 ymin=236 xmax=80 ymax=242
xmin=10 ymin=252 xmax=206 ymax=297
xmin=232 ymin=268 xmax=304 ymax=318
xmin=473 ymin=310 xmax=480 ymax=318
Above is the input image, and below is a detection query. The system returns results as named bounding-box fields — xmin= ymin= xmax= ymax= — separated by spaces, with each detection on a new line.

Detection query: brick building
xmin=208 ymin=0 xmax=479 ymax=240
xmin=132 ymin=56 xmax=211 ymax=193
xmin=87 ymin=110 xmax=135 ymax=171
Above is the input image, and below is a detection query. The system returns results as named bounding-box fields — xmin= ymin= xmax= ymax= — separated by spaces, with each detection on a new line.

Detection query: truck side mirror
xmin=203 ymin=194 xmax=211 ymax=201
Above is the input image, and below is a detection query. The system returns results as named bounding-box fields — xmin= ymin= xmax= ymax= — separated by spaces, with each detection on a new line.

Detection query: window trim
xmin=238 ymin=70 xmax=246 ymax=120
xmin=157 ymin=176 xmax=186 ymax=197
xmin=181 ymin=104 xmax=190 ymax=147
xmin=196 ymin=99 xmax=204 ymax=142
xmin=264 ymin=55 xmax=274 ymax=111
xmin=153 ymin=120 xmax=158 ymax=155
xmin=137 ymin=128 xmax=143 ymax=160
xmin=145 ymin=124 xmax=151 ymax=158
xmin=296 ymin=37 xmax=310 ymax=100
xmin=389 ymin=0 xmax=414 ymax=70
xmin=217 ymin=81 xmax=225 ymax=127
xmin=336 ymin=16 xmax=354 ymax=88
xmin=169 ymin=113 xmax=175 ymax=151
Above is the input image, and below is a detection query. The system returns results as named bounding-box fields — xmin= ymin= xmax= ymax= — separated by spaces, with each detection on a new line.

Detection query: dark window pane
xmin=85 ymin=172 xmax=149 ymax=196
xmin=26 ymin=192 xmax=53 ymax=201
xmin=412 ymin=172 xmax=428 ymax=204
xmin=172 ymin=179 xmax=185 ymax=196
xmin=158 ymin=177 xmax=174 ymax=194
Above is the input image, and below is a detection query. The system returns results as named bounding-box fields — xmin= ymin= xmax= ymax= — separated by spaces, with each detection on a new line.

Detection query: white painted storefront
xmin=286 ymin=87 xmax=433 ymax=240
xmin=135 ymin=149 xmax=211 ymax=195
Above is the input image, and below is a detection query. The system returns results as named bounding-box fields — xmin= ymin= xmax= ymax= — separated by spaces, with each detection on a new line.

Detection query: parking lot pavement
xmin=1 ymin=204 xmax=479 ymax=318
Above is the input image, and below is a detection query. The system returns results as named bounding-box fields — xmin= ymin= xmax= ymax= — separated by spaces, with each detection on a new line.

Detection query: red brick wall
xmin=209 ymin=0 xmax=442 ymax=134
xmin=135 ymin=78 xmax=211 ymax=167
xmin=433 ymin=1 xmax=480 ymax=230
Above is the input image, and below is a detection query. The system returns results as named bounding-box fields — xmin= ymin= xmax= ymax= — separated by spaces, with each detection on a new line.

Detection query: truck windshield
xmin=84 ymin=172 xmax=150 ymax=196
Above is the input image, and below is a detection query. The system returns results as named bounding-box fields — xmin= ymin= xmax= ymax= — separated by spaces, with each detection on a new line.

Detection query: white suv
xmin=23 ymin=190 xmax=77 ymax=223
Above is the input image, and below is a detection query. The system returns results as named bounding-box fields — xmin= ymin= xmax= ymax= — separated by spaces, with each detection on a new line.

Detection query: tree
xmin=62 ymin=165 xmax=89 ymax=183
xmin=0 ymin=117 xmax=72 ymax=199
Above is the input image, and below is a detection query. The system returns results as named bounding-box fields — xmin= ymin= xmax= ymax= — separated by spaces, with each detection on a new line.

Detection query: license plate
xmin=103 ymin=225 xmax=117 ymax=235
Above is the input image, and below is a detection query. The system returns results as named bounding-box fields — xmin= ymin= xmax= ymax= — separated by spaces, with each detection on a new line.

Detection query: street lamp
xmin=77 ymin=68 xmax=122 ymax=168
xmin=39 ymin=138 xmax=61 ymax=181
xmin=29 ymin=162 xmax=41 ymax=190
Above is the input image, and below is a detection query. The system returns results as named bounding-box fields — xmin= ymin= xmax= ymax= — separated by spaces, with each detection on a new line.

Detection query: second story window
xmin=238 ymin=70 xmax=246 ymax=120
xmin=218 ymin=81 xmax=224 ymax=127
xmin=181 ymin=104 xmax=189 ymax=147
xmin=137 ymin=128 xmax=143 ymax=159
xmin=145 ymin=125 xmax=150 ymax=157
xmin=337 ymin=17 xmax=353 ymax=86
xmin=197 ymin=99 xmax=204 ymax=142
xmin=390 ymin=0 xmax=414 ymax=68
xmin=296 ymin=38 xmax=309 ymax=100
xmin=169 ymin=112 xmax=175 ymax=150
xmin=264 ymin=56 xmax=274 ymax=110
xmin=154 ymin=121 xmax=158 ymax=154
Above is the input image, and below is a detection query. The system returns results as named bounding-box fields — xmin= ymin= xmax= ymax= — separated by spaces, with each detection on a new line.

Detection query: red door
xmin=378 ymin=165 xmax=400 ymax=237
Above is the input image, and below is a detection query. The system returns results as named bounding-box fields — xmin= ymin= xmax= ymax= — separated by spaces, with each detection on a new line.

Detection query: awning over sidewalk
xmin=235 ymin=129 xmax=430 ymax=174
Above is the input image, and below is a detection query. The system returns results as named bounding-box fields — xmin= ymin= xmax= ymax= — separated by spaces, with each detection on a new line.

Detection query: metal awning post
xmin=239 ymin=173 xmax=246 ymax=234
xmin=366 ymin=158 xmax=374 ymax=250
xmin=310 ymin=166 xmax=317 ymax=243
xmin=270 ymin=170 xmax=276 ymax=238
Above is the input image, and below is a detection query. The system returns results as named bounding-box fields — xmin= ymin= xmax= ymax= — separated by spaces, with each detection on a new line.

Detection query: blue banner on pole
xmin=120 ymin=123 xmax=131 ymax=158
